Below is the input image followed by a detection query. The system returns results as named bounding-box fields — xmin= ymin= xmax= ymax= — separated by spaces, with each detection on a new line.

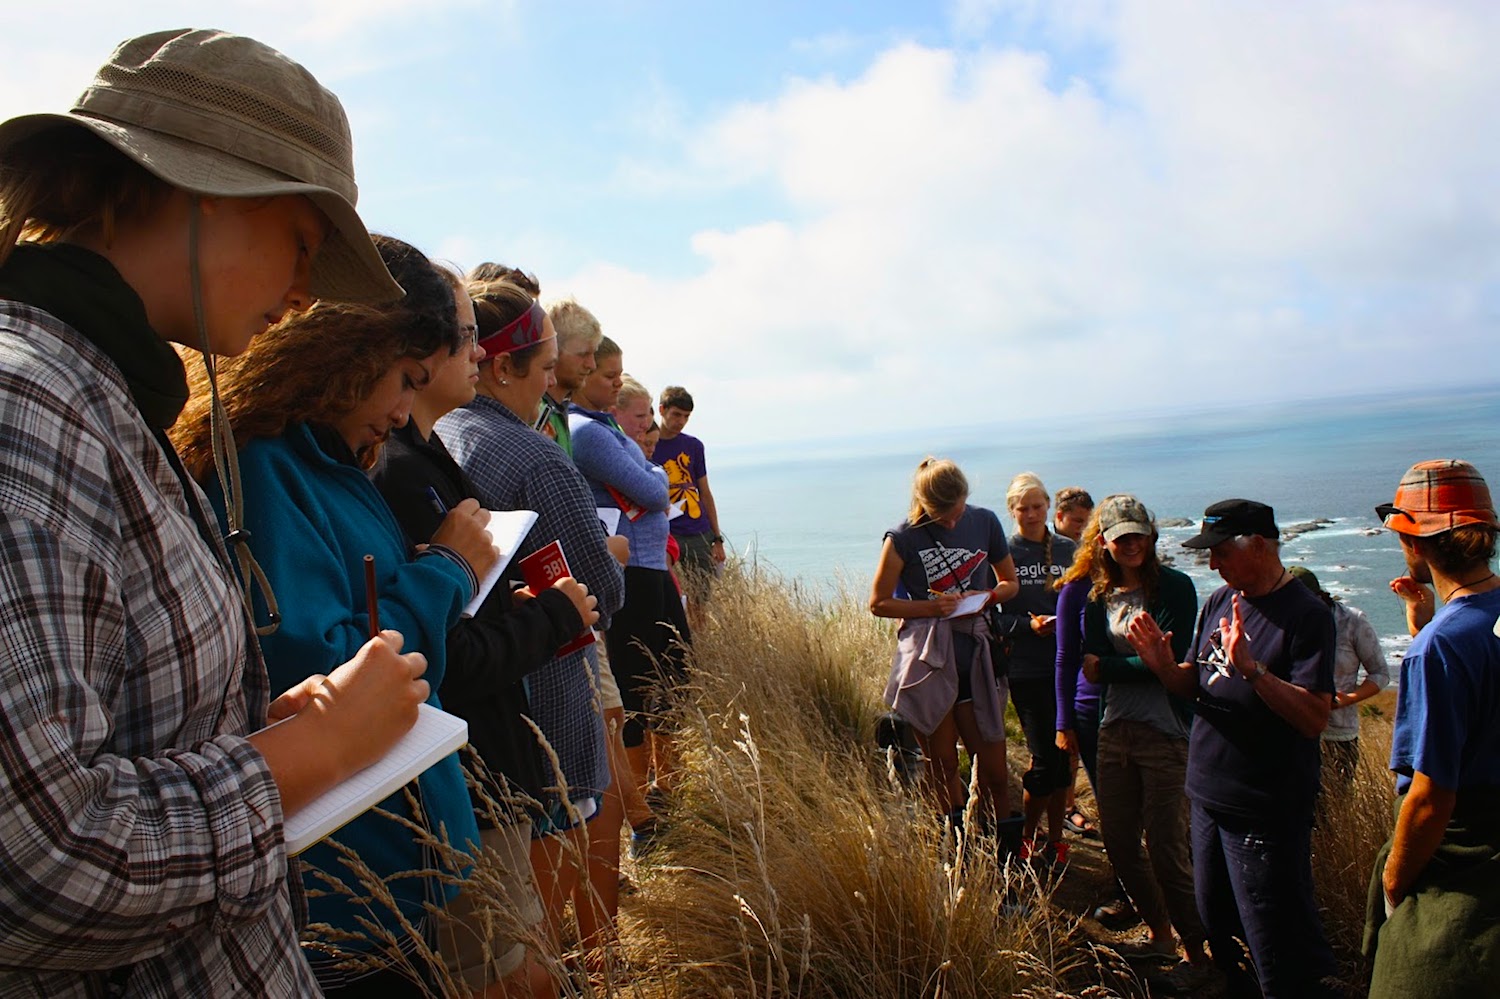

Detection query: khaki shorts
xmin=592 ymin=641 xmax=624 ymax=711
xmin=438 ymin=820 xmax=544 ymax=988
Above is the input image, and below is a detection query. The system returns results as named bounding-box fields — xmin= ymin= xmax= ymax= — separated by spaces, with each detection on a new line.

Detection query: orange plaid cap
xmin=1379 ymin=459 xmax=1497 ymax=537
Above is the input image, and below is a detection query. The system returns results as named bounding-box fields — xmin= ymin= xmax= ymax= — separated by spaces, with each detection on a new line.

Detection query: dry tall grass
xmin=305 ymin=562 xmax=1402 ymax=998
xmin=618 ymin=562 xmax=1085 ymax=999
xmin=1311 ymin=712 xmax=1397 ymax=995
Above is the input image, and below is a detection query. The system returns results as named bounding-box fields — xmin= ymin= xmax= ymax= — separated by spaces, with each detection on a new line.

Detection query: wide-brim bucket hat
xmin=0 ymin=27 xmax=401 ymax=304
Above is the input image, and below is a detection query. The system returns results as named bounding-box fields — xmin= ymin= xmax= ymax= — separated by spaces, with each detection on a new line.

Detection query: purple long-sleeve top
xmin=1054 ymin=577 xmax=1101 ymax=729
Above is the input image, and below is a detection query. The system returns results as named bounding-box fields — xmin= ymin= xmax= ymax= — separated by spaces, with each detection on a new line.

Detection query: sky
xmin=5 ymin=1 xmax=1499 ymax=450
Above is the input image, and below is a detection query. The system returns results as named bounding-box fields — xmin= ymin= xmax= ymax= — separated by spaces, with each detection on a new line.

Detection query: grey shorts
xmin=438 ymin=820 xmax=544 ymax=987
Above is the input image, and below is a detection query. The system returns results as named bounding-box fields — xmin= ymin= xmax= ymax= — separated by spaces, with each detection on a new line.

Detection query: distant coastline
xmin=714 ymin=385 xmax=1500 ymax=668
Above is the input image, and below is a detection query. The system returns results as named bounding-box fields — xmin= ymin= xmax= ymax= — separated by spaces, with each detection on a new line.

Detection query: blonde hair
xmin=616 ymin=374 xmax=651 ymax=407
xmin=1005 ymin=471 xmax=1049 ymax=512
xmin=548 ymin=298 xmax=603 ymax=353
xmin=908 ymin=457 xmax=969 ymax=526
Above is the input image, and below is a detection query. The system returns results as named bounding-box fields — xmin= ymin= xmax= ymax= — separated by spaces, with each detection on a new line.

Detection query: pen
xmin=364 ymin=554 xmax=380 ymax=638
xmin=425 ymin=486 xmax=448 ymax=517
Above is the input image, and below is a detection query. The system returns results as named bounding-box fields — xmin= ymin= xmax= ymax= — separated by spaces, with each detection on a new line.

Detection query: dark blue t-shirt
xmin=1390 ymin=587 xmax=1500 ymax=794
xmin=1185 ymin=580 xmax=1335 ymax=817
xmin=886 ymin=506 xmax=1009 ymax=601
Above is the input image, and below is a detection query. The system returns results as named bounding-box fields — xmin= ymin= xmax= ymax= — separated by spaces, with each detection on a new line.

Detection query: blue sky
xmin=6 ymin=1 xmax=1499 ymax=449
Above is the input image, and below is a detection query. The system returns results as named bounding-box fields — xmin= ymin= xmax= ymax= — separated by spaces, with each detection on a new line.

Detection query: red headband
xmin=477 ymin=298 xmax=551 ymax=355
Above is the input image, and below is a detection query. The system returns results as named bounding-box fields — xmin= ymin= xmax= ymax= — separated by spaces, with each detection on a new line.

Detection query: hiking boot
xmin=1092 ymin=894 xmax=1139 ymax=929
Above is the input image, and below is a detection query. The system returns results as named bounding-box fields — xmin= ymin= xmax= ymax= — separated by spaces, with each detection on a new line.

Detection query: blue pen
xmin=425 ymin=486 xmax=448 ymax=517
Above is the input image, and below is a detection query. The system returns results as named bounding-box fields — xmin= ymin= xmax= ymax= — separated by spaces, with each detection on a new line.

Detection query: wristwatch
xmin=1248 ymin=661 xmax=1268 ymax=682
xmin=710 ymin=535 xmax=724 ymax=544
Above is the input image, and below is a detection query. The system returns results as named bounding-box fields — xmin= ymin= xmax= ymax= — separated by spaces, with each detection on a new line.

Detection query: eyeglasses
xmin=459 ymin=324 xmax=479 ymax=348
xmin=1197 ymin=628 xmax=1236 ymax=686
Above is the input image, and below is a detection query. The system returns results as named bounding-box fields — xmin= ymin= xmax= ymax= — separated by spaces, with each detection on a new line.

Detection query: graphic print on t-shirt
xmin=920 ymin=545 xmax=988 ymax=592
xmin=661 ymin=452 xmax=702 ymax=517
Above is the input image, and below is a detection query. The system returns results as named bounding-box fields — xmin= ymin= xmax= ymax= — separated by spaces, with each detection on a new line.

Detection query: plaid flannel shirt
xmin=0 ymin=304 xmax=317 ymax=996
xmin=437 ymin=395 xmax=625 ymax=805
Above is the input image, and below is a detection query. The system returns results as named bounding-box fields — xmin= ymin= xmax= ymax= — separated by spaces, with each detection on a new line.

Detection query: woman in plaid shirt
xmin=0 ymin=30 xmax=433 ymax=996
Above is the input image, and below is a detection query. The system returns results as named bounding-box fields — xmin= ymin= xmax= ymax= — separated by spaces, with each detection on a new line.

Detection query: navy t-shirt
xmin=1185 ymin=581 xmax=1336 ymax=817
xmin=886 ymin=506 xmax=1010 ymax=601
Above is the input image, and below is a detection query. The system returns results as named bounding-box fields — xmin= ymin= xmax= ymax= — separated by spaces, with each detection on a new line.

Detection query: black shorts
xmin=603 ymin=566 xmax=692 ymax=747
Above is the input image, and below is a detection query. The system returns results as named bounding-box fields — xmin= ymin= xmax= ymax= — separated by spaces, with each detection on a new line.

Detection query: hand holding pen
xmin=429 ymin=497 xmax=499 ymax=581
xmin=928 ymin=587 xmax=960 ymax=617
xmin=255 ymin=554 xmax=429 ymax=814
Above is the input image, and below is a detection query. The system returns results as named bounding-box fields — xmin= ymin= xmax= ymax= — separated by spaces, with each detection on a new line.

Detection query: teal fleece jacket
xmin=207 ymin=424 xmax=480 ymax=944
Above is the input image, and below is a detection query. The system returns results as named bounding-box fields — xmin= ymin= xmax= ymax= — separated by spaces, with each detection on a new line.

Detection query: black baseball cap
xmin=1181 ymin=499 xmax=1279 ymax=549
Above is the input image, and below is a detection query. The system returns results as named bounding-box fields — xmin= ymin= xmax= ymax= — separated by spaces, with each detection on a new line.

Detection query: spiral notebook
xmin=283 ymin=703 xmax=469 ymax=855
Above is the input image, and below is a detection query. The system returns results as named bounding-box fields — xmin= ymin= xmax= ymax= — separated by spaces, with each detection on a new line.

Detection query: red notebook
xmin=517 ymin=540 xmax=596 ymax=656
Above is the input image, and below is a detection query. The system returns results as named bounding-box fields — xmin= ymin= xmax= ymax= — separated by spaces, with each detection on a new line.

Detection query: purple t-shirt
xmin=652 ymin=432 xmax=710 ymax=537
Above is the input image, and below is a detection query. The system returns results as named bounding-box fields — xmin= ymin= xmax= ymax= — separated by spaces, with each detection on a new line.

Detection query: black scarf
xmin=0 ymin=243 xmax=189 ymax=428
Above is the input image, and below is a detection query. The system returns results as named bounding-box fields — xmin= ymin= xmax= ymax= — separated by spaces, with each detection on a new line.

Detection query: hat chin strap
xmin=189 ymin=198 xmax=282 ymax=635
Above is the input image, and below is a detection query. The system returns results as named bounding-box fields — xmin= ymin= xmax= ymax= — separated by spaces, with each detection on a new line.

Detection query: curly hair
xmin=1058 ymin=494 xmax=1161 ymax=603
xmin=173 ymin=302 xmax=441 ymax=478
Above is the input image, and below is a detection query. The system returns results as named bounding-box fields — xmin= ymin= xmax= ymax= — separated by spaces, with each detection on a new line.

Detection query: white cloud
xmin=561 ymin=1 xmax=1500 ymax=448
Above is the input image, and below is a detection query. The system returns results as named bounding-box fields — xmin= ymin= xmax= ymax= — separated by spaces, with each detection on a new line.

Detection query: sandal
xmin=1065 ymin=808 xmax=1098 ymax=838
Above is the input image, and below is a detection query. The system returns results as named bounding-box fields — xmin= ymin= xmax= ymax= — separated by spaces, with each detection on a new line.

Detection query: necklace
xmin=1438 ymin=572 xmax=1498 ymax=603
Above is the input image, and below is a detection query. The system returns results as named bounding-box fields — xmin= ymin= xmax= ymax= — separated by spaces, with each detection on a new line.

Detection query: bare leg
xmin=528 ymin=827 xmax=582 ymax=959
xmin=953 ymin=703 xmax=1009 ymax=826
xmin=913 ymin=711 xmax=963 ymax=816
xmin=648 ymin=730 xmax=678 ymax=796
xmin=575 ymin=781 xmax=620 ymax=954
xmin=1045 ymin=785 xmax=1067 ymax=843
xmin=625 ymin=742 xmax=653 ymax=808
xmin=605 ymin=706 xmax=653 ymax=830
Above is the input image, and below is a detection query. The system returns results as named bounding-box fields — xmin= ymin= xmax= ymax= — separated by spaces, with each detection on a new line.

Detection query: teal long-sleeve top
xmin=206 ymin=423 xmax=480 ymax=944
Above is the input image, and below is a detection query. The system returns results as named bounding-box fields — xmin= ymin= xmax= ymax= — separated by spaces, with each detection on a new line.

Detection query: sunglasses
xmin=1374 ymin=503 xmax=1418 ymax=526
xmin=1198 ymin=628 xmax=1236 ymax=686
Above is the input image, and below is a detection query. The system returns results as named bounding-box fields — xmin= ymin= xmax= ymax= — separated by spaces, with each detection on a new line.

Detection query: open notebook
xmin=283 ymin=703 xmax=469 ymax=855
xmin=461 ymin=509 xmax=539 ymax=618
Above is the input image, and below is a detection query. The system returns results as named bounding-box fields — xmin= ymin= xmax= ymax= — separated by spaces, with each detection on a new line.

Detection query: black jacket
xmin=371 ymin=422 xmax=582 ymax=814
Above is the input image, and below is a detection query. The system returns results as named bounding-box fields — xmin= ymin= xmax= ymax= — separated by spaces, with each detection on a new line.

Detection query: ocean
xmin=710 ymin=385 xmax=1500 ymax=668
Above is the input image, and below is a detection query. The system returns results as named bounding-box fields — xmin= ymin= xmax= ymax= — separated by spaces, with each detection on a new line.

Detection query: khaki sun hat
xmin=0 ymin=28 xmax=401 ymax=303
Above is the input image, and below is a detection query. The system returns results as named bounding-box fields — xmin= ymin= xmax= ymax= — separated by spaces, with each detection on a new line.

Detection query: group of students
xmin=876 ymin=459 xmax=1397 ymax=996
xmin=0 ymin=29 xmax=703 ymax=998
